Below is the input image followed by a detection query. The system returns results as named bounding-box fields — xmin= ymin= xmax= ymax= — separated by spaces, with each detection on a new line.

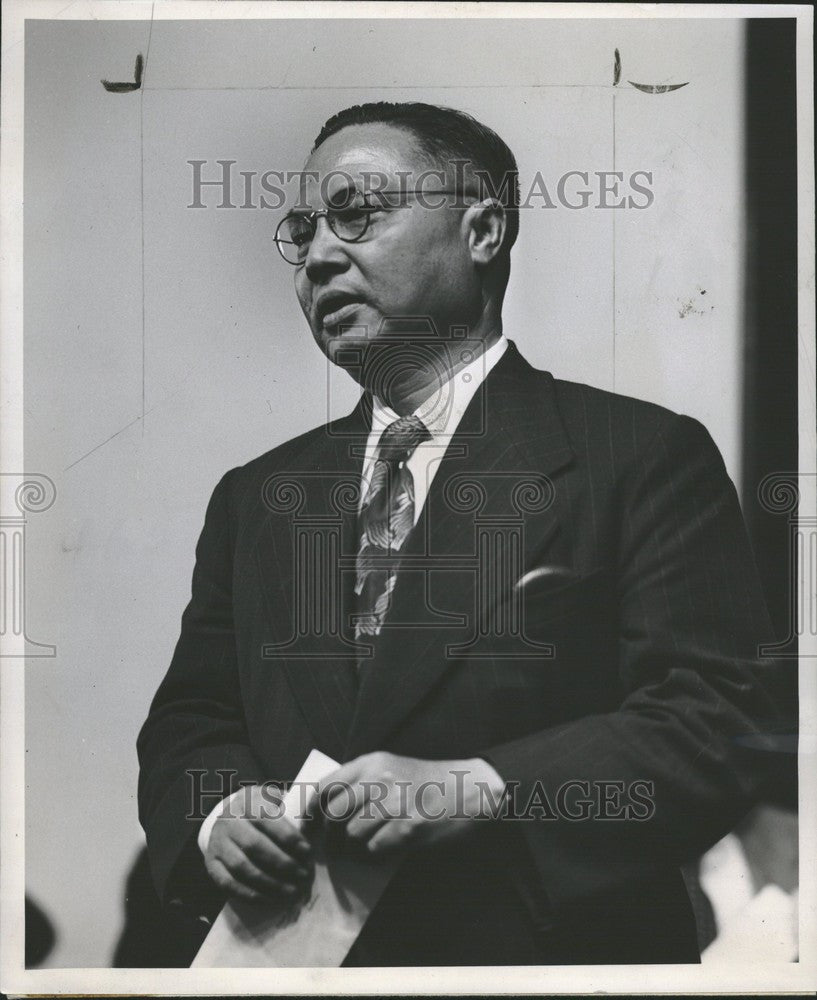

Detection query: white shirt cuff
xmin=197 ymin=787 xmax=251 ymax=855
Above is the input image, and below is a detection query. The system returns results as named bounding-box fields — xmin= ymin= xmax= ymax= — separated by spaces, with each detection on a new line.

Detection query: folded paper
xmin=192 ymin=749 xmax=397 ymax=968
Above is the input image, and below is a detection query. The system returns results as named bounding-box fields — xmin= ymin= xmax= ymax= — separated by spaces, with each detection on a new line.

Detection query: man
xmin=138 ymin=102 xmax=789 ymax=965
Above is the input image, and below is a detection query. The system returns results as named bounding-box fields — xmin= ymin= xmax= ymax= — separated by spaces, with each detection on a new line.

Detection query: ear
xmin=465 ymin=199 xmax=507 ymax=265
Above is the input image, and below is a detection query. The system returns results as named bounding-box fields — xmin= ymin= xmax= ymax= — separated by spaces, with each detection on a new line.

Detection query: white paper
xmin=191 ymin=749 xmax=397 ymax=968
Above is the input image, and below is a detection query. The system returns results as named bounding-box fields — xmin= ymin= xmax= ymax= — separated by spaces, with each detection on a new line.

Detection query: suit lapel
xmin=253 ymin=396 xmax=371 ymax=761
xmin=344 ymin=342 xmax=575 ymax=757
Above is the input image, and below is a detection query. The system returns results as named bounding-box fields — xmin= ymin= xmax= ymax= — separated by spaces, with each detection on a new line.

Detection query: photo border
xmin=1 ymin=1 xmax=813 ymax=995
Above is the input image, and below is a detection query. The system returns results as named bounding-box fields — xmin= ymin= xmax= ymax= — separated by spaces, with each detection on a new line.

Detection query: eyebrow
xmin=288 ymin=183 xmax=367 ymax=216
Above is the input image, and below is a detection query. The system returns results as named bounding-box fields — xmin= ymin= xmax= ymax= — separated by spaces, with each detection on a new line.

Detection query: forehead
xmin=303 ymin=123 xmax=432 ymax=192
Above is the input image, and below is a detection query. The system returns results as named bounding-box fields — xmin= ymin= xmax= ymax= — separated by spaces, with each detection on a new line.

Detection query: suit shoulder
xmin=549 ymin=375 xmax=678 ymax=428
xmin=549 ymin=375 xmax=709 ymax=445
xmin=239 ymin=421 xmax=331 ymax=476
xmin=206 ymin=418 xmax=338 ymax=510
xmin=543 ymin=375 xmax=721 ymax=476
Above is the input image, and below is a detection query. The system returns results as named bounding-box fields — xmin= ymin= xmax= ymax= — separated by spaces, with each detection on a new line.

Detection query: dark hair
xmin=313 ymin=102 xmax=520 ymax=267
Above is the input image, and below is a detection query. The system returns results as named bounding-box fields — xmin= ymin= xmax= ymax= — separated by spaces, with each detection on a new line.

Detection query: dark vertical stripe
xmin=742 ymin=18 xmax=799 ymax=642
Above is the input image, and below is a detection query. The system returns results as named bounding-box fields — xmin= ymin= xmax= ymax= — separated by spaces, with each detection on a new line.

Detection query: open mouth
xmin=316 ymin=292 xmax=364 ymax=329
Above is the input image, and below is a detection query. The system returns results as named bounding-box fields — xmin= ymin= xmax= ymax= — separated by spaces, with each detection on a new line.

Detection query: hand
xmin=306 ymin=752 xmax=506 ymax=857
xmin=204 ymin=784 xmax=314 ymax=904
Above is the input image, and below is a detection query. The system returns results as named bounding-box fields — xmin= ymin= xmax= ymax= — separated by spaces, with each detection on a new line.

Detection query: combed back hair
xmin=313 ymin=102 xmax=520 ymax=268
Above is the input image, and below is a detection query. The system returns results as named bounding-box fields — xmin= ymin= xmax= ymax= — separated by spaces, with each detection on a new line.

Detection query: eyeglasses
xmin=274 ymin=189 xmax=472 ymax=265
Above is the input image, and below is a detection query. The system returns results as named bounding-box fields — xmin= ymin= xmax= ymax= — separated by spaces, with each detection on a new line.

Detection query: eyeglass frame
xmin=273 ymin=187 xmax=482 ymax=265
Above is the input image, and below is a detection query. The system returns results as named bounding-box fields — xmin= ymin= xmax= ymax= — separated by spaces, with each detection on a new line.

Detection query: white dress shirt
xmin=198 ymin=334 xmax=509 ymax=854
xmin=360 ymin=334 xmax=509 ymax=523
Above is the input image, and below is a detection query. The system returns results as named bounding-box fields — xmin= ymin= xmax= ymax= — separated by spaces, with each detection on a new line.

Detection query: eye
xmin=330 ymin=205 xmax=377 ymax=241
xmin=285 ymin=215 xmax=314 ymax=248
xmin=333 ymin=206 xmax=371 ymax=224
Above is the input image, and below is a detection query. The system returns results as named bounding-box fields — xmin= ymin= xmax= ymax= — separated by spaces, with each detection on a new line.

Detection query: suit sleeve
xmin=485 ymin=412 xmax=794 ymax=914
xmin=137 ymin=469 xmax=269 ymax=906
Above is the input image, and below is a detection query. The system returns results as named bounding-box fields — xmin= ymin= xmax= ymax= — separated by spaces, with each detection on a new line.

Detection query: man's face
xmin=292 ymin=124 xmax=482 ymax=372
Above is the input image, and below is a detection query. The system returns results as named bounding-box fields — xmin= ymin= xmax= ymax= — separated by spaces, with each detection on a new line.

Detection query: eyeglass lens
xmin=276 ymin=208 xmax=371 ymax=264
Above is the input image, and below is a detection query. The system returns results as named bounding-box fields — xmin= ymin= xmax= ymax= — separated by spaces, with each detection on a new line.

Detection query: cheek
xmin=415 ymin=217 xmax=470 ymax=285
xmin=371 ymin=232 xmax=463 ymax=302
xmin=294 ymin=273 xmax=311 ymax=317
xmin=412 ymin=244 xmax=470 ymax=305
xmin=352 ymin=212 xmax=469 ymax=314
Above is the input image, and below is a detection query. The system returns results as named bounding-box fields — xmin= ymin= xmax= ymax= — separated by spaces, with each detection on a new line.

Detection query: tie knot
xmin=377 ymin=415 xmax=431 ymax=464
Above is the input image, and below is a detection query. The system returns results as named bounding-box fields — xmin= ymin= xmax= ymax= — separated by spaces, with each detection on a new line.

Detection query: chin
xmin=317 ymin=330 xmax=371 ymax=387
xmin=321 ymin=327 xmax=369 ymax=353
xmin=319 ymin=316 xmax=387 ymax=356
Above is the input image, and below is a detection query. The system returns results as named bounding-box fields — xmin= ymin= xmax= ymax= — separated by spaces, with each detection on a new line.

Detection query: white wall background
xmin=24 ymin=16 xmax=746 ymax=967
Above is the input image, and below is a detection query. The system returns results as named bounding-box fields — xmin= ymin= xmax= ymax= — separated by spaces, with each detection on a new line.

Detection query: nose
xmin=303 ymin=215 xmax=350 ymax=282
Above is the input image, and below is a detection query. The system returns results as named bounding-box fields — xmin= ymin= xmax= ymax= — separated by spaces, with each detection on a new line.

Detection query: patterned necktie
xmin=355 ymin=415 xmax=431 ymax=638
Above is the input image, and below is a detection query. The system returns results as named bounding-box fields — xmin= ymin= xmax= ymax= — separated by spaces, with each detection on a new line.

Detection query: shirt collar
xmin=369 ymin=334 xmax=508 ymax=447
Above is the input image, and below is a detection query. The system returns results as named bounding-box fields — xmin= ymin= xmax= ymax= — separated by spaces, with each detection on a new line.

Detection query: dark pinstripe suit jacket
xmin=137 ymin=340 xmax=788 ymax=965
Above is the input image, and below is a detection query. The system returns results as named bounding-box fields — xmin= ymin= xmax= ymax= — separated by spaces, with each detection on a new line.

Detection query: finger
xmin=319 ymin=769 xmax=358 ymax=813
xmin=316 ymin=755 xmax=372 ymax=811
xmin=297 ymin=780 xmax=325 ymax=826
xmin=344 ymin=806 xmax=389 ymax=844
xmin=301 ymin=766 xmax=360 ymax=826
xmin=252 ymin=814 xmax=312 ymax=862
xmin=309 ymin=754 xmax=388 ymax=828
xmin=219 ymin=839 xmax=302 ymax=898
xmin=206 ymin=857 xmax=267 ymax=905
xmin=321 ymin=777 xmax=363 ymax=825
xmin=319 ymin=758 xmax=366 ymax=792
xmin=365 ymin=818 xmax=414 ymax=856
xmin=234 ymin=822 xmax=313 ymax=881
xmin=320 ymin=757 xmax=386 ymax=824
